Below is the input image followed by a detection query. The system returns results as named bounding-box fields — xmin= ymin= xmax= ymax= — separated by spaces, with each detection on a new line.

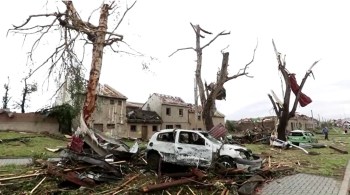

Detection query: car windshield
xmin=199 ymin=132 xmax=222 ymax=145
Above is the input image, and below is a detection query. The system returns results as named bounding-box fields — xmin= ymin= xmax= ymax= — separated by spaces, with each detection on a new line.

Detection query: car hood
xmin=212 ymin=142 xmax=248 ymax=153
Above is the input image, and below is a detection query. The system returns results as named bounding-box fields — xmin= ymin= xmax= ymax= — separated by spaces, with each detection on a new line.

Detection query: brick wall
xmin=0 ymin=112 xmax=59 ymax=134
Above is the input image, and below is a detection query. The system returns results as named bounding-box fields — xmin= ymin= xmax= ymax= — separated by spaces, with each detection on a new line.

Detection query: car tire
xmin=147 ymin=152 xmax=161 ymax=170
xmin=217 ymin=156 xmax=237 ymax=169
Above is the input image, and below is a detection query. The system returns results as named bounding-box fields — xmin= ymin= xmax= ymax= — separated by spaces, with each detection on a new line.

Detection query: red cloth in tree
xmin=289 ymin=74 xmax=312 ymax=107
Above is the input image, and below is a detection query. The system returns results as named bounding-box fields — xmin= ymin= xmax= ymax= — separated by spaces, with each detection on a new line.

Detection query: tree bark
xmin=21 ymin=79 xmax=27 ymax=113
xmin=82 ymin=4 xmax=109 ymax=126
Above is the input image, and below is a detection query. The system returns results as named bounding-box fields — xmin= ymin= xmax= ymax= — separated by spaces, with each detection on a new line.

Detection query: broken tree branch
xmin=268 ymin=94 xmax=279 ymax=117
xmin=169 ymin=47 xmax=196 ymax=57
xmin=201 ymin=30 xmax=230 ymax=50
xmin=290 ymin=60 xmax=320 ymax=115
xmin=226 ymin=39 xmax=258 ymax=81
xmin=108 ymin=0 xmax=137 ymax=40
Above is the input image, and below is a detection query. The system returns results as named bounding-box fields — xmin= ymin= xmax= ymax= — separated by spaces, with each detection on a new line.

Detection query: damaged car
xmin=146 ymin=129 xmax=262 ymax=171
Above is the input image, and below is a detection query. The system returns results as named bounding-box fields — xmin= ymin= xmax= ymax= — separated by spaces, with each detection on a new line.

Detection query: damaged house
xmin=142 ymin=93 xmax=190 ymax=130
xmin=235 ymin=114 xmax=317 ymax=133
xmin=56 ymin=83 xmax=128 ymax=137
xmin=125 ymin=101 xmax=162 ymax=140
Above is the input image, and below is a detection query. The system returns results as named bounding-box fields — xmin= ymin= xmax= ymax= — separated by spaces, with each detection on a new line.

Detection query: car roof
xmin=291 ymin=130 xmax=305 ymax=132
xmin=290 ymin=130 xmax=312 ymax=133
xmin=158 ymin=129 xmax=207 ymax=134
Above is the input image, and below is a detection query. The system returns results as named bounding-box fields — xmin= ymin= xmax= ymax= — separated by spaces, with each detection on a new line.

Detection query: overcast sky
xmin=1 ymin=0 xmax=349 ymax=121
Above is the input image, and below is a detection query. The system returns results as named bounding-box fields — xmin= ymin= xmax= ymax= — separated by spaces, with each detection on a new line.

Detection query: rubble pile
xmin=0 ymin=119 xmax=296 ymax=194
xmin=0 ymin=143 xmax=295 ymax=194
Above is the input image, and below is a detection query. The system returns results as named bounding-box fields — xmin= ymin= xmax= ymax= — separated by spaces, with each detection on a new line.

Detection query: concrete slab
xmin=260 ymin=173 xmax=341 ymax=195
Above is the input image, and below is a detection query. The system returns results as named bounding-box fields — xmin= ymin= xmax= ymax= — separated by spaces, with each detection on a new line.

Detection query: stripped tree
xmin=268 ymin=40 xmax=319 ymax=141
xmin=8 ymin=1 xmax=137 ymax=127
xmin=170 ymin=23 xmax=257 ymax=130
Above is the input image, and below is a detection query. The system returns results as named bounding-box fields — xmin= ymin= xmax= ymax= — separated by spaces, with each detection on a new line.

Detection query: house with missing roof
xmin=56 ymin=86 xmax=226 ymax=138
xmin=125 ymin=101 xmax=162 ymax=140
xmin=142 ymin=93 xmax=190 ymax=129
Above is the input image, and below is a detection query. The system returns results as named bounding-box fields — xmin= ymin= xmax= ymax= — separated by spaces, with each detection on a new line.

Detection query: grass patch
xmin=0 ymin=131 xmax=68 ymax=158
xmin=245 ymin=128 xmax=350 ymax=179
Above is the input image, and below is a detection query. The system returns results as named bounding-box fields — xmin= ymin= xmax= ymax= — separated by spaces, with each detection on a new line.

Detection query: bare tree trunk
xmin=202 ymin=96 xmax=215 ymax=130
xmin=170 ymin=24 xmax=256 ymax=131
xmin=21 ymin=79 xmax=28 ymax=113
xmin=82 ymin=4 xmax=109 ymax=126
xmin=277 ymin=110 xmax=289 ymax=140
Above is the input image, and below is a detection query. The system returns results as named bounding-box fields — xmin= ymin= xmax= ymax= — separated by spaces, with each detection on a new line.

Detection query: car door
xmin=175 ymin=131 xmax=212 ymax=167
xmin=151 ymin=131 xmax=176 ymax=163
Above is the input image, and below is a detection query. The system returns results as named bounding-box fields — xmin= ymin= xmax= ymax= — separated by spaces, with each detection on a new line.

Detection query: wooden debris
xmin=187 ymin=185 xmax=196 ymax=195
xmin=111 ymin=174 xmax=140 ymax=195
xmin=30 ymin=176 xmax=46 ymax=194
xmin=141 ymin=176 xmax=197 ymax=193
xmin=0 ymin=173 xmax=42 ymax=182
xmin=176 ymin=187 xmax=183 ymax=195
xmin=220 ymin=188 xmax=230 ymax=195
xmin=329 ymin=145 xmax=348 ymax=154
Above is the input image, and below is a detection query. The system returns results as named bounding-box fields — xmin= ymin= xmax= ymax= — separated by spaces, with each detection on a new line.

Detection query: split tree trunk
xmin=82 ymin=4 xmax=109 ymax=125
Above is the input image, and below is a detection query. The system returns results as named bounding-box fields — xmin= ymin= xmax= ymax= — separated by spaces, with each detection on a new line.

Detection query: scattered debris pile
xmin=0 ymin=117 xmax=299 ymax=194
xmin=0 ymin=143 xmax=296 ymax=194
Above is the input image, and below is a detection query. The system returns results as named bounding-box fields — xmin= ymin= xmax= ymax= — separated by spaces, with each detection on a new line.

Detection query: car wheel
xmin=217 ymin=156 xmax=237 ymax=169
xmin=147 ymin=152 xmax=161 ymax=170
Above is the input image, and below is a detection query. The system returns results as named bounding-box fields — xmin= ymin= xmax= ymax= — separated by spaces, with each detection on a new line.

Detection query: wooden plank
xmin=329 ymin=145 xmax=348 ymax=154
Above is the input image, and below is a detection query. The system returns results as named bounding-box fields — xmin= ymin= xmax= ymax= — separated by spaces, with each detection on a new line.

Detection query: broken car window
xmin=156 ymin=132 xmax=175 ymax=143
xmin=178 ymin=132 xmax=205 ymax=145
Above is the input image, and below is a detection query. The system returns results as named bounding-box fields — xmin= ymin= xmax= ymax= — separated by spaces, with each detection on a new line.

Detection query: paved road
xmin=0 ymin=158 xmax=61 ymax=166
xmin=261 ymin=173 xmax=341 ymax=195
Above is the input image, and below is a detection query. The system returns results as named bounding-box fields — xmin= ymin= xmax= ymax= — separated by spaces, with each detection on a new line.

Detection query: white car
xmin=146 ymin=129 xmax=262 ymax=171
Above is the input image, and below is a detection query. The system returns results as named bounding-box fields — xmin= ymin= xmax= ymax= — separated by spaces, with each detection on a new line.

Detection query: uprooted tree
xmin=268 ymin=40 xmax=319 ymax=141
xmin=170 ymin=23 xmax=257 ymax=130
xmin=9 ymin=1 xmax=137 ymax=127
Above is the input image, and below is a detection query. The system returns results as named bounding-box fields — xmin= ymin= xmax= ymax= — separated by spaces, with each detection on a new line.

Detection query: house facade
xmin=124 ymin=101 xmax=162 ymax=140
xmin=142 ymin=93 xmax=189 ymax=129
xmin=91 ymin=84 xmax=128 ymax=137
xmin=55 ymin=83 xmax=128 ymax=137
xmin=287 ymin=114 xmax=317 ymax=131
